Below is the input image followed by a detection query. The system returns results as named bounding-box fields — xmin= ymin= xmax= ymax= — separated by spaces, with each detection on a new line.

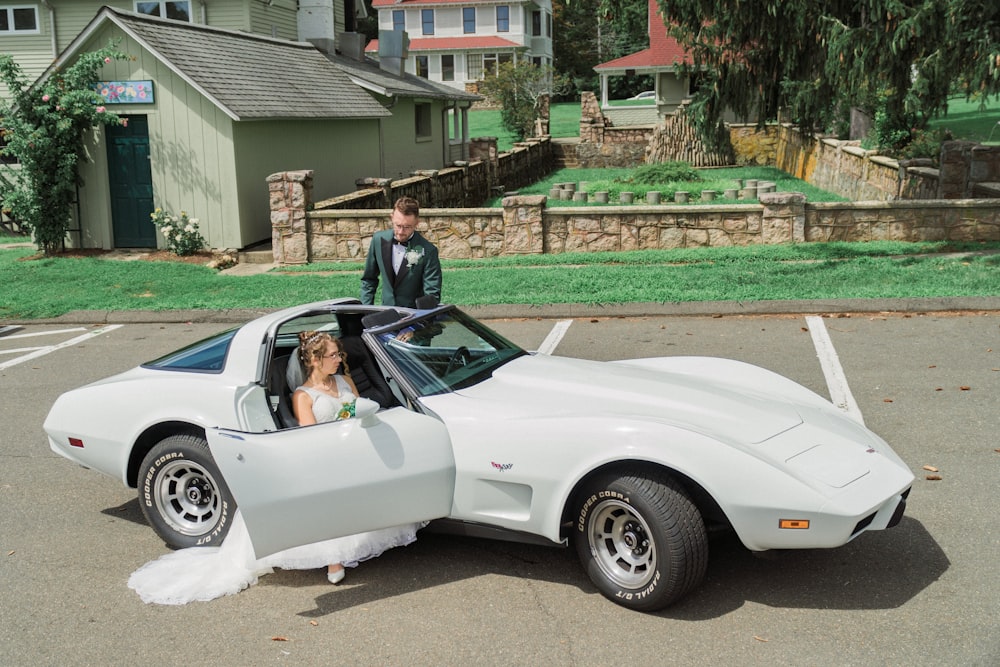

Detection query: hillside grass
xmin=927 ymin=95 xmax=1000 ymax=144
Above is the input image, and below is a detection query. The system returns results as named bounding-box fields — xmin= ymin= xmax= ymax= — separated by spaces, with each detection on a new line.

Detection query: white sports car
xmin=45 ymin=299 xmax=914 ymax=611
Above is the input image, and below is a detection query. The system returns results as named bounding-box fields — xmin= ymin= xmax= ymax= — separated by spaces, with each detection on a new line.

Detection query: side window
xmin=392 ymin=9 xmax=404 ymax=32
xmin=0 ymin=6 xmax=39 ymax=33
xmin=441 ymin=54 xmax=455 ymax=81
xmin=415 ymin=55 xmax=429 ymax=79
xmin=134 ymin=1 xmax=193 ymax=22
xmin=463 ymin=7 xmax=475 ymax=34
xmin=421 ymin=8 xmax=434 ymax=35
xmin=415 ymin=102 xmax=432 ymax=140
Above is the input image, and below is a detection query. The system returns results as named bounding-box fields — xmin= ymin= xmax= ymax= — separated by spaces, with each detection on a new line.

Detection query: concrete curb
xmin=8 ymin=297 xmax=1000 ymax=325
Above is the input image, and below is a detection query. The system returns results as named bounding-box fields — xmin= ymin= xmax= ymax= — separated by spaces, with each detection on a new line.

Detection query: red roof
xmin=366 ymin=35 xmax=522 ymax=52
xmin=372 ymin=0 xmax=494 ymax=6
xmin=595 ymin=0 xmax=691 ymax=70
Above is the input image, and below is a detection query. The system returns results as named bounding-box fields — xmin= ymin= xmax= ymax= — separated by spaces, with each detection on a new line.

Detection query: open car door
xmin=207 ymin=400 xmax=455 ymax=559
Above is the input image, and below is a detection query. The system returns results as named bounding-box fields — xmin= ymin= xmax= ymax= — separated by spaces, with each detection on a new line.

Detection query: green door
xmin=106 ymin=116 xmax=155 ymax=247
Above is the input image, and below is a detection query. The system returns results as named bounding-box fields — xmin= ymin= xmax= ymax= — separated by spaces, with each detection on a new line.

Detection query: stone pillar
xmin=534 ymin=93 xmax=550 ymax=137
xmin=938 ymin=141 xmax=975 ymax=198
xmin=268 ymin=170 xmax=313 ymax=265
xmin=501 ymin=195 xmax=545 ymax=254
xmin=760 ymin=192 xmax=807 ymax=244
xmin=411 ymin=169 xmax=440 ymax=206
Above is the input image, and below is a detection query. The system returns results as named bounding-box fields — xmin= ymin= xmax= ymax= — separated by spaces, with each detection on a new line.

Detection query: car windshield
xmin=370 ymin=309 xmax=526 ymax=395
xmin=142 ymin=328 xmax=237 ymax=372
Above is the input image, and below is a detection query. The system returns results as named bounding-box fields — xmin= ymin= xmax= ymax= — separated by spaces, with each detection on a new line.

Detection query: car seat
xmin=339 ymin=315 xmax=399 ymax=408
xmin=269 ymin=352 xmax=299 ymax=428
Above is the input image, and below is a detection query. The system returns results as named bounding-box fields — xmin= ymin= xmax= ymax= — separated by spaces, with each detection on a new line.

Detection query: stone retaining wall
xmin=269 ymin=184 xmax=1000 ymax=264
xmin=308 ymin=136 xmax=554 ymax=213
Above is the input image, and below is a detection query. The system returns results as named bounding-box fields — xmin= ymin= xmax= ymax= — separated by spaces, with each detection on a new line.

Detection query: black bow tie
xmin=394 ymin=239 xmax=409 ymax=248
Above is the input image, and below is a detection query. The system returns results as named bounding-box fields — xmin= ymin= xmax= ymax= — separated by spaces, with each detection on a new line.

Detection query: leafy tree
xmin=554 ymin=0 xmax=652 ymax=99
xmin=477 ymin=61 xmax=568 ymax=140
xmin=656 ymin=0 xmax=1000 ymax=148
xmin=0 ymin=45 xmax=129 ymax=255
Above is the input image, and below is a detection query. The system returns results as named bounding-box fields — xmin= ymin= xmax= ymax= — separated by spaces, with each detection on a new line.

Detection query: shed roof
xmin=47 ymin=7 xmax=392 ymax=121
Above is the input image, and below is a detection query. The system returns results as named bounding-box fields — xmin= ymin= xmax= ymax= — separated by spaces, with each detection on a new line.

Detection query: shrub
xmin=151 ymin=208 xmax=205 ymax=256
xmin=623 ymin=161 xmax=701 ymax=184
xmin=899 ymin=128 xmax=953 ymax=164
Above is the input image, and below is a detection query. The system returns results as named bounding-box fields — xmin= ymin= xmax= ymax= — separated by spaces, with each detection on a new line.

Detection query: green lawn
xmin=470 ymin=102 xmax=581 ymax=151
xmin=3 ymin=241 xmax=998 ymax=319
xmin=486 ymin=165 xmax=847 ymax=206
xmin=927 ymin=95 xmax=1000 ymax=144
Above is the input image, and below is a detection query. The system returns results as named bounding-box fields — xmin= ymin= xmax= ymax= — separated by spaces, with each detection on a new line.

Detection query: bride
xmin=128 ymin=331 xmax=422 ymax=605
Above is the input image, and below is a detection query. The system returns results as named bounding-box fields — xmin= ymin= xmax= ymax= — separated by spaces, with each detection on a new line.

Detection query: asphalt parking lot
xmin=1 ymin=309 xmax=998 ymax=666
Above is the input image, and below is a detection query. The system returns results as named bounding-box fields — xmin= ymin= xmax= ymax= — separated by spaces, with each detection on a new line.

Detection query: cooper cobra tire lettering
xmin=572 ymin=471 xmax=707 ymax=612
xmin=137 ymin=434 xmax=236 ymax=549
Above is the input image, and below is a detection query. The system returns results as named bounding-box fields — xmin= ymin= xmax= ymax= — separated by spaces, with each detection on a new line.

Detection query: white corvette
xmin=45 ymin=299 xmax=914 ymax=611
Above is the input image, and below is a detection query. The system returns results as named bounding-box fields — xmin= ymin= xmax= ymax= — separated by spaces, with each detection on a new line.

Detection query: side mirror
xmin=355 ymin=397 xmax=381 ymax=427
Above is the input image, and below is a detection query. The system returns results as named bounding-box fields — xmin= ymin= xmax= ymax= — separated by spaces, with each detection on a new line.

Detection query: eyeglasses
xmin=322 ymin=352 xmax=343 ymax=359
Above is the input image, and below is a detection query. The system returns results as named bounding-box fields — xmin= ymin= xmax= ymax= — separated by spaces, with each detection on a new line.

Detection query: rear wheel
xmin=138 ymin=434 xmax=235 ymax=548
xmin=573 ymin=471 xmax=708 ymax=611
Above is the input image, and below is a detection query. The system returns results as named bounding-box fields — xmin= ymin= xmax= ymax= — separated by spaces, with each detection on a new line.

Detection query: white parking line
xmin=0 ymin=325 xmax=124 ymax=370
xmin=805 ymin=315 xmax=864 ymax=425
xmin=1 ymin=327 xmax=88 ymax=340
xmin=537 ymin=319 xmax=573 ymax=355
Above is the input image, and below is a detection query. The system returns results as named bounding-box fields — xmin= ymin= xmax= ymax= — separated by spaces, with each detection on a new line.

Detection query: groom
xmin=360 ymin=196 xmax=442 ymax=308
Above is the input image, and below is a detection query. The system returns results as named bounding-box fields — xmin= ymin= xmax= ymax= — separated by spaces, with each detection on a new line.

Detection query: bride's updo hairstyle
xmin=297 ymin=331 xmax=350 ymax=376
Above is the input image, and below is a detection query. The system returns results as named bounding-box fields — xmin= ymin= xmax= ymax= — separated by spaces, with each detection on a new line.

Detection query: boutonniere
xmin=405 ymin=246 xmax=425 ymax=267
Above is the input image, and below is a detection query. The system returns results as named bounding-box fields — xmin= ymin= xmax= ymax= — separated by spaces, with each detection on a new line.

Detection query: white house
xmin=364 ymin=0 xmax=553 ymax=91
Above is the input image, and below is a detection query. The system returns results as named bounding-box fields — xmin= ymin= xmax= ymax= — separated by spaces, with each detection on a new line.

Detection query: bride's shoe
xmin=327 ymin=566 xmax=345 ymax=584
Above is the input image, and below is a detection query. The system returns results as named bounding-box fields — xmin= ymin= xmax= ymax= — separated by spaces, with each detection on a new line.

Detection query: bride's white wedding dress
xmin=128 ymin=375 xmax=423 ymax=605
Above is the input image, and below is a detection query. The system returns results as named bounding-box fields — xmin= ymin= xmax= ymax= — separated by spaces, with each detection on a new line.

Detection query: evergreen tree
xmin=656 ymin=0 xmax=999 ymax=146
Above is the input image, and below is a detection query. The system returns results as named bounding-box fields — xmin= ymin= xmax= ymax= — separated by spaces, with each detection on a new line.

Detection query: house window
xmin=0 ymin=5 xmax=39 ymax=33
xmin=546 ymin=12 xmax=552 ymax=37
xmin=416 ymin=55 xmax=429 ymax=79
xmin=467 ymin=54 xmax=483 ymax=80
xmin=532 ymin=10 xmax=541 ymax=36
xmin=496 ymin=6 xmax=509 ymax=32
xmin=442 ymin=54 xmax=455 ymax=82
xmin=415 ymin=102 xmax=432 ymax=140
xmin=392 ymin=9 xmax=404 ymax=32
xmin=421 ymin=9 xmax=434 ymax=35
xmin=135 ymin=1 xmax=192 ymax=22
xmin=463 ymin=7 xmax=475 ymax=34
xmin=483 ymin=52 xmax=513 ymax=76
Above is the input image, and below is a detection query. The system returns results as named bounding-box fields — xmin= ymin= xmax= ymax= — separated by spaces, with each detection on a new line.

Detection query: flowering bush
xmin=0 ymin=44 xmax=130 ymax=255
xmin=150 ymin=208 xmax=206 ymax=256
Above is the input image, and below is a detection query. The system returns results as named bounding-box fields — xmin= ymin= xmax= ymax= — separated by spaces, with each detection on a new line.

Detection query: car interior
xmin=267 ymin=311 xmax=400 ymax=430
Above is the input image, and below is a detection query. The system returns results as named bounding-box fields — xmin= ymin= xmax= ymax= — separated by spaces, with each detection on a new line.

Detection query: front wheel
xmin=573 ymin=471 xmax=708 ymax=612
xmin=138 ymin=434 xmax=236 ymax=548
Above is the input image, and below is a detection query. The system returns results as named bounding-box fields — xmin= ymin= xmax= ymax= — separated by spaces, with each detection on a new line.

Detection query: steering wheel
xmin=444 ymin=346 xmax=472 ymax=375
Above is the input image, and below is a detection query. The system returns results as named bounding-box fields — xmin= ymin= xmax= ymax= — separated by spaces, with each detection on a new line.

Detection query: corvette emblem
xmin=491 ymin=461 xmax=513 ymax=472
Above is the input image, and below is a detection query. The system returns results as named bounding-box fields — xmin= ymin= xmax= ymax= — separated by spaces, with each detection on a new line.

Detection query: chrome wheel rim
xmin=587 ymin=499 xmax=656 ymax=589
xmin=153 ymin=458 xmax=222 ymax=537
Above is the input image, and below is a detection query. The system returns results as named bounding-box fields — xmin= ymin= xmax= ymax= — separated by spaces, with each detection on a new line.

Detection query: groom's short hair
xmin=393 ymin=196 xmax=420 ymax=217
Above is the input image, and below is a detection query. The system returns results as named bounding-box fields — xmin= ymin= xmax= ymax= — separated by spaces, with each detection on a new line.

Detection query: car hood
xmin=455 ymin=354 xmax=806 ymax=445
